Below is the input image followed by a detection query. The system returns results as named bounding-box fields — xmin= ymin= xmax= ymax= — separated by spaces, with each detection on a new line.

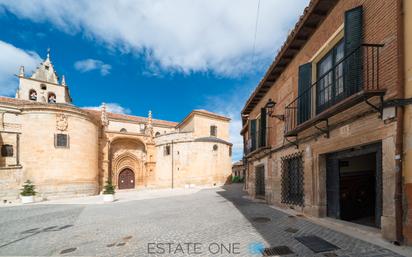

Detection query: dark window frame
xmin=281 ymin=152 xmax=304 ymax=206
xmin=316 ymin=39 xmax=345 ymax=113
xmin=54 ymin=133 xmax=69 ymax=148
xmin=48 ymin=92 xmax=57 ymax=103
xmin=1 ymin=144 xmax=13 ymax=157
xmin=164 ymin=145 xmax=171 ymax=156
xmin=29 ymin=89 xmax=37 ymax=101
xmin=210 ymin=125 xmax=217 ymax=137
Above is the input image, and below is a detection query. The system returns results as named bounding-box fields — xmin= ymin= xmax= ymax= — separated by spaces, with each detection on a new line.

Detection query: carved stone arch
xmin=113 ymin=152 xmax=140 ymax=173
xmin=112 ymin=151 xmax=144 ymax=188
xmin=110 ymin=136 xmax=147 ymax=152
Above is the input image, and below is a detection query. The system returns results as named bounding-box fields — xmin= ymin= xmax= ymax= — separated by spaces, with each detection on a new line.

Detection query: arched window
xmin=48 ymin=92 xmax=56 ymax=103
xmin=120 ymin=128 xmax=127 ymax=133
xmin=29 ymin=89 xmax=37 ymax=101
xmin=210 ymin=125 xmax=217 ymax=137
xmin=155 ymin=132 xmax=161 ymax=137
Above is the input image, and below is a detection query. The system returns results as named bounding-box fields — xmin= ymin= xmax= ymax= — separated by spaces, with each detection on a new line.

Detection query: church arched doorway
xmin=118 ymin=168 xmax=135 ymax=189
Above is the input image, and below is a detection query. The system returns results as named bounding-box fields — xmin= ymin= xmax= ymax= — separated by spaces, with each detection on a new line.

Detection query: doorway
xmin=326 ymin=143 xmax=382 ymax=228
xmin=118 ymin=168 xmax=135 ymax=189
xmin=255 ymin=165 xmax=265 ymax=199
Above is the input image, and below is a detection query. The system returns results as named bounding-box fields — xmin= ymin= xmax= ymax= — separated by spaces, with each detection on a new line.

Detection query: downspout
xmin=171 ymin=140 xmax=174 ymax=189
xmin=394 ymin=0 xmax=405 ymax=244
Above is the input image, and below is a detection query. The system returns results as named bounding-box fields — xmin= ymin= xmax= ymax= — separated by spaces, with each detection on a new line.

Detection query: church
xmin=0 ymin=51 xmax=232 ymax=200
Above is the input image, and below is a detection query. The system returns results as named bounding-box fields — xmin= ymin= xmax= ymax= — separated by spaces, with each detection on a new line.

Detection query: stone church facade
xmin=0 ymin=52 xmax=232 ymax=200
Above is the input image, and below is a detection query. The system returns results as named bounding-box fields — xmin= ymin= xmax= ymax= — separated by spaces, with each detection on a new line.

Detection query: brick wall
xmin=244 ymin=0 xmax=402 ymax=242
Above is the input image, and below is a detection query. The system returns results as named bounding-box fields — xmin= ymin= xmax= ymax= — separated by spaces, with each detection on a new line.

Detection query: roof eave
xmin=241 ymin=0 xmax=339 ymax=115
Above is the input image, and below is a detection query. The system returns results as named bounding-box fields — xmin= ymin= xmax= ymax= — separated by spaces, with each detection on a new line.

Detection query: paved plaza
xmin=0 ymin=184 xmax=409 ymax=256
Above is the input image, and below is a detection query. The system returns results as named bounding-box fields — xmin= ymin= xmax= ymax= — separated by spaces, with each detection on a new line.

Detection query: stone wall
xmin=18 ymin=104 xmax=99 ymax=199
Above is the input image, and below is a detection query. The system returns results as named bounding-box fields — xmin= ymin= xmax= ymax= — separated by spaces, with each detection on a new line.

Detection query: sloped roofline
xmin=177 ymin=109 xmax=231 ymax=129
xmin=241 ymin=0 xmax=338 ymax=115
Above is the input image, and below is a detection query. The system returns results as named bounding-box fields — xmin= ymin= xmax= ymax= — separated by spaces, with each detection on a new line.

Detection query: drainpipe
xmin=394 ymin=0 xmax=405 ymax=244
xmin=171 ymin=140 xmax=174 ymax=189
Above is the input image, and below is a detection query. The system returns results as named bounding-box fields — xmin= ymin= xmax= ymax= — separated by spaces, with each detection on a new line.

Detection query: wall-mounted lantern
xmin=265 ymin=98 xmax=285 ymax=121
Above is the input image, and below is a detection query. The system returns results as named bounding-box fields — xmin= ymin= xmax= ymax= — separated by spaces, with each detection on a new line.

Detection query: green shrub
xmin=20 ymin=180 xmax=36 ymax=196
xmin=103 ymin=180 xmax=115 ymax=194
xmin=232 ymin=176 xmax=241 ymax=183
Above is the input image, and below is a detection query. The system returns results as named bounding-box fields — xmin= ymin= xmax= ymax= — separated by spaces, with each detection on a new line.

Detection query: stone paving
xmin=0 ymin=184 xmax=407 ymax=256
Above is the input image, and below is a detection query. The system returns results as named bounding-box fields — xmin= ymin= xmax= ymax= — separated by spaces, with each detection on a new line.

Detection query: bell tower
xmin=16 ymin=49 xmax=72 ymax=104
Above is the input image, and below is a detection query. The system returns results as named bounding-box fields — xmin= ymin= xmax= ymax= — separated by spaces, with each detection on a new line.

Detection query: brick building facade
xmin=241 ymin=0 xmax=412 ymax=244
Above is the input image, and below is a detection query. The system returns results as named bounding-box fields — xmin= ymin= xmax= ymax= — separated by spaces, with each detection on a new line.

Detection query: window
xmin=164 ymin=145 xmax=171 ymax=156
xmin=120 ymin=128 xmax=127 ymax=133
xmin=48 ymin=92 xmax=56 ymax=103
xmin=229 ymin=146 xmax=232 ymax=156
xmin=210 ymin=125 xmax=217 ymax=137
xmin=45 ymin=65 xmax=49 ymax=70
xmin=55 ymin=134 xmax=69 ymax=148
xmin=155 ymin=132 xmax=161 ymax=137
xmin=1 ymin=144 xmax=13 ymax=157
xmin=281 ymin=152 xmax=304 ymax=206
xmin=40 ymin=84 xmax=47 ymax=90
xmin=29 ymin=89 xmax=37 ymax=101
xmin=317 ymin=40 xmax=345 ymax=113
xmin=213 ymin=144 xmax=218 ymax=151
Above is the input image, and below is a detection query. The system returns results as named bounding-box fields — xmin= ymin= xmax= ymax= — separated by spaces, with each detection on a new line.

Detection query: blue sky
xmin=0 ymin=0 xmax=308 ymax=161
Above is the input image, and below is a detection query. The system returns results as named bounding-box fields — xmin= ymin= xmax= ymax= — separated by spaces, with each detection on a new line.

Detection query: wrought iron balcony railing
xmin=284 ymin=44 xmax=384 ymax=136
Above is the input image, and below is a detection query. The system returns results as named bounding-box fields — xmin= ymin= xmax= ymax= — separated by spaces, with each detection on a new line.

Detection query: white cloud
xmin=74 ymin=59 xmax=111 ymax=76
xmin=0 ymin=40 xmax=41 ymax=96
xmin=0 ymin=0 xmax=309 ymax=77
xmin=83 ymin=103 xmax=131 ymax=115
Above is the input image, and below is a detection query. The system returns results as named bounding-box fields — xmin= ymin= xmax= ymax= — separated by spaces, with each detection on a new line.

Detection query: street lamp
xmin=265 ymin=98 xmax=285 ymax=121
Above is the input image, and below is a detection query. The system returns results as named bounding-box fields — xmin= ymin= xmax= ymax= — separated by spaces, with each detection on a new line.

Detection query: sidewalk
xmin=268 ymin=203 xmax=412 ymax=257
xmin=1 ymin=187 xmax=203 ymax=207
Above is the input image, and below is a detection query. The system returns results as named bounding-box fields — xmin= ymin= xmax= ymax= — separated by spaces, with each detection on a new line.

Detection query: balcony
xmin=284 ymin=44 xmax=385 ymax=137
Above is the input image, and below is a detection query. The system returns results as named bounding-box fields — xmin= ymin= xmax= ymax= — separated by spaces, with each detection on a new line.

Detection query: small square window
xmin=1 ymin=144 xmax=13 ymax=157
xmin=40 ymin=84 xmax=47 ymax=90
xmin=210 ymin=125 xmax=217 ymax=137
xmin=55 ymin=134 xmax=69 ymax=148
xmin=164 ymin=145 xmax=171 ymax=156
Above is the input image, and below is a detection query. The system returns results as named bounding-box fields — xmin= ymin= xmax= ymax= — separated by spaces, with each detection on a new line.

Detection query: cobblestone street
xmin=0 ymin=184 xmax=408 ymax=257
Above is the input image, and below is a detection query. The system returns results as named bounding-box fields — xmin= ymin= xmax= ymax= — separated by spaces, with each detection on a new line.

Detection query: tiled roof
xmin=0 ymin=96 xmax=178 ymax=127
xmin=177 ymin=109 xmax=231 ymax=128
xmin=84 ymin=109 xmax=178 ymax=127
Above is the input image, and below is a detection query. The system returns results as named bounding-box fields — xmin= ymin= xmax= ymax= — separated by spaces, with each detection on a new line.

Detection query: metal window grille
xmin=281 ymin=152 xmax=304 ymax=206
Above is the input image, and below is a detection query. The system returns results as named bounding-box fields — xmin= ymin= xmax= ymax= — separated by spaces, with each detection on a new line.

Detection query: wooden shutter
xmin=298 ymin=63 xmax=312 ymax=124
xmin=259 ymin=108 xmax=266 ymax=147
xmin=344 ymin=6 xmax=363 ymax=94
xmin=250 ymin=119 xmax=257 ymax=151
